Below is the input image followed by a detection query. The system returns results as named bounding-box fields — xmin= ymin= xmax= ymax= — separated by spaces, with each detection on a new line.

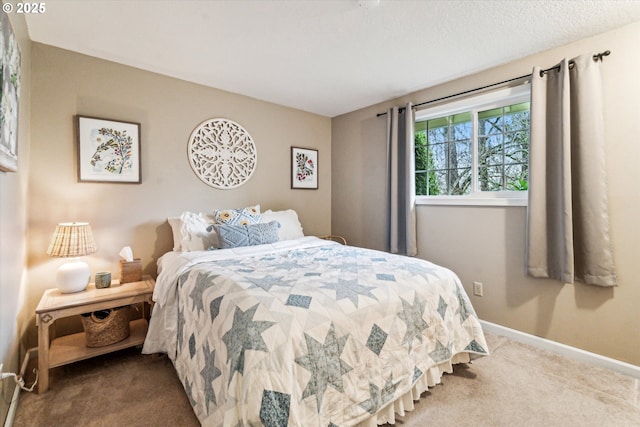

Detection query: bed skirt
xmin=357 ymin=352 xmax=471 ymax=426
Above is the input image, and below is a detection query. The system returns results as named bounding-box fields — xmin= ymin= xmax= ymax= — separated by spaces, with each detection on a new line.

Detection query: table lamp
xmin=46 ymin=222 xmax=97 ymax=293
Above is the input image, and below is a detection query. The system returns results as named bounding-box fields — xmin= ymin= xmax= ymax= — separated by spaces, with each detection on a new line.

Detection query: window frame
xmin=414 ymin=84 xmax=531 ymax=207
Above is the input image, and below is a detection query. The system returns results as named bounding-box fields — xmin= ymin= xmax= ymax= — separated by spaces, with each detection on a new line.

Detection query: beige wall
xmin=0 ymin=12 xmax=31 ymax=424
xmin=332 ymin=21 xmax=640 ymax=365
xmin=24 ymin=43 xmax=331 ymax=345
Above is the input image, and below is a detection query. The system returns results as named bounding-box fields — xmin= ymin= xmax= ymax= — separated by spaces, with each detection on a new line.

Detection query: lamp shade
xmin=47 ymin=222 xmax=97 ymax=257
xmin=47 ymin=222 xmax=97 ymax=293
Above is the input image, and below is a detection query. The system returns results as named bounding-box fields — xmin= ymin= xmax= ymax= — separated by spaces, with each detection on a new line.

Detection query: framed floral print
xmin=76 ymin=116 xmax=141 ymax=183
xmin=291 ymin=146 xmax=318 ymax=190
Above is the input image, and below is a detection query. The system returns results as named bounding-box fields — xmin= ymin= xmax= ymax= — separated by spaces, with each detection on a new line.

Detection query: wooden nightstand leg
xmin=37 ymin=314 xmax=52 ymax=393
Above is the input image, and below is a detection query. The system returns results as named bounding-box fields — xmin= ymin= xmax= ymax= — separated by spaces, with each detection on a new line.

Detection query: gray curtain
xmin=527 ymin=53 xmax=616 ymax=286
xmin=386 ymin=103 xmax=417 ymax=256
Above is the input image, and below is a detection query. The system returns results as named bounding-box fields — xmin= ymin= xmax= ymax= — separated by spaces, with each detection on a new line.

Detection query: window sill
xmin=415 ymin=195 xmax=528 ymax=207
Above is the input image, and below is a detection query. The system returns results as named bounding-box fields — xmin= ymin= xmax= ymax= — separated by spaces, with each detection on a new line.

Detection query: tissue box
xmin=119 ymin=259 xmax=142 ymax=284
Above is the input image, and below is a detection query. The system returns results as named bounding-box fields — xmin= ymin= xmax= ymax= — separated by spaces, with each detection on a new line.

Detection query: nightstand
xmin=35 ymin=276 xmax=155 ymax=393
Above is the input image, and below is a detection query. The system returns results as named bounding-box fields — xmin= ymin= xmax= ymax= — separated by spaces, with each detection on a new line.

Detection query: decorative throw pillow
xmin=214 ymin=221 xmax=280 ymax=249
xmin=212 ymin=204 xmax=261 ymax=225
xmin=260 ymin=209 xmax=304 ymax=241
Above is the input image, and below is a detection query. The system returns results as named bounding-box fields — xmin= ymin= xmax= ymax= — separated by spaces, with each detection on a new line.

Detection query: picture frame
xmin=0 ymin=10 xmax=21 ymax=173
xmin=76 ymin=115 xmax=141 ymax=183
xmin=291 ymin=146 xmax=318 ymax=190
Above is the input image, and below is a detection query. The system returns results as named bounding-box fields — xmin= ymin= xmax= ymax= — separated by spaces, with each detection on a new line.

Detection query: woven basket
xmin=80 ymin=306 xmax=130 ymax=347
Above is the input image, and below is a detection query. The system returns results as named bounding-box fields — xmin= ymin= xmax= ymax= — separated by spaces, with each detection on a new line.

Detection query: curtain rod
xmin=376 ymin=50 xmax=611 ymax=117
xmin=538 ymin=49 xmax=610 ymax=77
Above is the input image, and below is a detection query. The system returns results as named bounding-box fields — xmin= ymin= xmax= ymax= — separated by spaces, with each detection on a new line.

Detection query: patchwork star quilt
xmin=143 ymin=237 xmax=488 ymax=426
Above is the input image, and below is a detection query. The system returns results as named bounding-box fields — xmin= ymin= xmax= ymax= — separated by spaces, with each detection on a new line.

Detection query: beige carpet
xmin=12 ymin=333 xmax=640 ymax=426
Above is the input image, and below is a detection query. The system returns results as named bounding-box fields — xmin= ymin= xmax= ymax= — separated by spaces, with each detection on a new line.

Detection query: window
xmin=414 ymin=85 xmax=530 ymax=205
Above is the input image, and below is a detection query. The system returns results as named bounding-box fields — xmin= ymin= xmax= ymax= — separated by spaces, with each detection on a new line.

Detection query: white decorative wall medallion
xmin=188 ymin=118 xmax=257 ymax=189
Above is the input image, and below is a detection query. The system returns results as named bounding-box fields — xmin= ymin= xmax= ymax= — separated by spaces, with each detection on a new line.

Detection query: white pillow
xmin=167 ymin=217 xmax=183 ymax=251
xmin=177 ymin=212 xmax=218 ymax=251
xmin=261 ymin=209 xmax=304 ymax=241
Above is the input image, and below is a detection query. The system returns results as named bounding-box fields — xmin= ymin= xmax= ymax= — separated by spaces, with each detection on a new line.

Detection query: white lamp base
xmin=56 ymin=259 xmax=90 ymax=293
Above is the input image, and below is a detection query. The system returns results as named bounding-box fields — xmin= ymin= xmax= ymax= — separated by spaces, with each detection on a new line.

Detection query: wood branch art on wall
xmin=188 ymin=118 xmax=257 ymax=189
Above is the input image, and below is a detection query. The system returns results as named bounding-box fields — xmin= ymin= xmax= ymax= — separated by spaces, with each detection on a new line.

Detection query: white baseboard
xmin=480 ymin=320 xmax=640 ymax=380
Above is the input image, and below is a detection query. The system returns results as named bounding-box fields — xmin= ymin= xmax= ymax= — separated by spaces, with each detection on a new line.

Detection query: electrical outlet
xmin=473 ymin=281 xmax=483 ymax=297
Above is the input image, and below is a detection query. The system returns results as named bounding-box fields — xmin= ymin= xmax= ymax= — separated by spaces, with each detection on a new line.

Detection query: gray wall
xmin=0 ymin=12 xmax=30 ymax=425
xmin=332 ymin=21 xmax=640 ymax=365
xmin=22 ymin=43 xmax=331 ymax=346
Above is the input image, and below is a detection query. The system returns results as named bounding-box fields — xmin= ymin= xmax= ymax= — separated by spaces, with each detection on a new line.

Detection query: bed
xmin=143 ymin=208 xmax=488 ymax=426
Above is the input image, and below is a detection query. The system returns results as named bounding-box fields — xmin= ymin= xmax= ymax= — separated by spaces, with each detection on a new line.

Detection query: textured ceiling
xmin=24 ymin=0 xmax=640 ymax=117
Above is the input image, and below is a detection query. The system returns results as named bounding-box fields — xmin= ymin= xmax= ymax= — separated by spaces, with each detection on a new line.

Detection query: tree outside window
xmin=415 ymin=101 xmax=530 ymax=196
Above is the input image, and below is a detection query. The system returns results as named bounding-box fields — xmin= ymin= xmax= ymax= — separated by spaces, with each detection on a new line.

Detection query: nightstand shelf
xmin=36 ymin=276 xmax=155 ymax=393
xmin=48 ymin=318 xmax=148 ymax=368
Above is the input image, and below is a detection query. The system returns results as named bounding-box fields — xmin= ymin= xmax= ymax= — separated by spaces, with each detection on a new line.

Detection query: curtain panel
xmin=527 ymin=54 xmax=616 ymax=286
xmin=386 ymin=104 xmax=417 ymax=256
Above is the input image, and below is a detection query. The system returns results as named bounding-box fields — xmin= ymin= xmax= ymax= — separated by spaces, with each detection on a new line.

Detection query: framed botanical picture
xmin=291 ymin=146 xmax=318 ymax=190
xmin=0 ymin=10 xmax=21 ymax=173
xmin=76 ymin=116 xmax=141 ymax=183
